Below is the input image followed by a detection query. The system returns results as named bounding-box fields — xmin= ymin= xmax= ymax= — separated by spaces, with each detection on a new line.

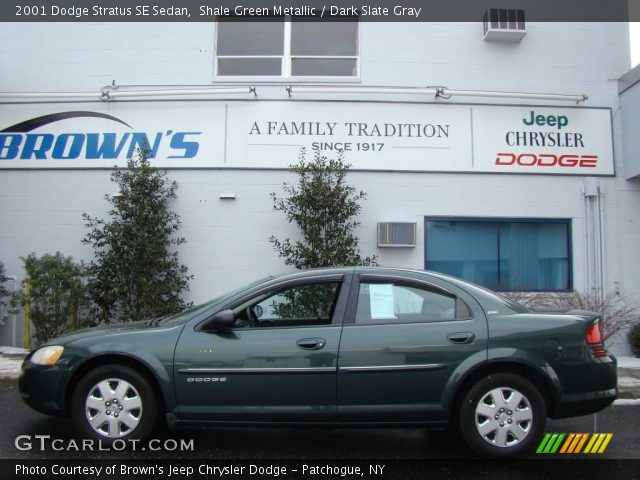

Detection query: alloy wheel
xmin=474 ymin=386 xmax=533 ymax=448
xmin=84 ymin=378 xmax=143 ymax=438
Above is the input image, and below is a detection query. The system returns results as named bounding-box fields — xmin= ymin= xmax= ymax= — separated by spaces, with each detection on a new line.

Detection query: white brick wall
xmin=0 ymin=168 xmax=628 ymax=302
xmin=0 ymin=22 xmax=630 ymax=92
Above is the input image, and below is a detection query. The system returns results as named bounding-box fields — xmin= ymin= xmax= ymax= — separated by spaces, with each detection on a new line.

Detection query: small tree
xmin=0 ymin=261 xmax=8 ymax=302
xmin=19 ymin=252 xmax=86 ymax=345
xmin=83 ymin=148 xmax=191 ymax=323
xmin=629 ymin=323 xmax=640 ymax=357
xmin=0 ymin=261 xmax=9 ymax=317
xmin=270 ymin=148 xmax=377 ymax=269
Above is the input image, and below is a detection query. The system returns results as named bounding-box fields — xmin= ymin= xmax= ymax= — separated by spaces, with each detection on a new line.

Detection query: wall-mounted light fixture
xmin=219 ymin=193 xmax=237 ymax=200
xmin=286 ymin=85 xmax=587 ymax=103
xmin=103 ymin=86 xmax=257 ymax=100
xmin=436 ymin=88 xmax=587 ymax=103
xmin=0 ymin=91 xmax=99 ymax=99
xmin=0 ymin=86 xmax=257 ymax=101
xmin=287 ymin=86 xmax=438 ymax=96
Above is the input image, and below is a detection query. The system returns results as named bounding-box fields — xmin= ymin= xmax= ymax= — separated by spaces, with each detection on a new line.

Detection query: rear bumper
xmin=550 ymin=387 xmax=617 ymax=419
xmin=549 ymin=356 xmax=617 ymax=419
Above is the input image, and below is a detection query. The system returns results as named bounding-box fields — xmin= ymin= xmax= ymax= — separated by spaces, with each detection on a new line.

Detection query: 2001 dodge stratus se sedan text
xmin=19 ymin=268 xmax=617 ymax=457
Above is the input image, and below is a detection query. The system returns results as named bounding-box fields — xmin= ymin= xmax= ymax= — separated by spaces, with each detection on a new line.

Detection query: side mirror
xmin=200 ymin=309 xmax=235 ymax=332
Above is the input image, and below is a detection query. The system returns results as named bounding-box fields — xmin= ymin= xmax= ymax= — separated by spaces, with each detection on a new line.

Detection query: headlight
xmin=30 ymin=346 xmax=64 ymax=366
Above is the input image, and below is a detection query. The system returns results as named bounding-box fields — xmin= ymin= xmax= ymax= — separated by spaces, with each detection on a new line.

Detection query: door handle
xmin=296 ymin=337 xmax=326 ymax=350
xmin=447 ymin=332 xmax=475 ymax=344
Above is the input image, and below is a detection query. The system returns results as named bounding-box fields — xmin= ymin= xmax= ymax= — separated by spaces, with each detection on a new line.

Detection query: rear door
xmin=337 ymin=273 xmax=487 ymax=422
xmin=174 ymin=273 xmax=351 ymax=422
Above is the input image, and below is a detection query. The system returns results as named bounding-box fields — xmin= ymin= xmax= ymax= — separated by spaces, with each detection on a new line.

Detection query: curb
xmin=617 ymin=389 xmax=640 ymax=400
xmin=617 ymin=367 xmax=640 ymax=399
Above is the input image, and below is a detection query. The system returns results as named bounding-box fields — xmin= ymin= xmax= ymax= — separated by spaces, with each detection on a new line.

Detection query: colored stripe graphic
xmin=559 ymin=433 xmax=575 ymax=454
xmin=598 ymin=433 xmax=613 ymax=453
xmin=537 ymin=433 xmax=613 ymax=454
xmin=573 ymin=433 xmax=589 ymax=453
xmin=536 ymin=433 xmax=565 ymax=453
xmin=566 ymin=433 xmax=584 ymax=453
xmin=550 ymin=433 xmax=565 ymax=453
xmin=584 ymin=434 xmax=600 ymax=453
xmin=584 ymin=433 xmax=614 ymax=454
xmin=544 ymin=433 xmax=559 ymax=453
xmin=537 ymin=433 xmax=552 ymax=453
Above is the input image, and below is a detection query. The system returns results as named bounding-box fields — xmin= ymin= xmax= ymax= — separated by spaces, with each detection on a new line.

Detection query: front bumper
xmin=19 ymin=360 xmax=70 ymax=417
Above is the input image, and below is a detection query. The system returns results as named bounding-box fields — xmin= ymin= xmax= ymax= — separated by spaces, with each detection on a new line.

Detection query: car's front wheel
xmin=71 ymin=364 xmax=157 ymax=444
xmin=459 ymin=373 xmax=546 ymax=457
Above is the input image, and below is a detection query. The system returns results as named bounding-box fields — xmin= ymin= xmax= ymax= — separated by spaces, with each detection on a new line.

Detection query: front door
xmin=337 ymin=273 xmax=488 ymax=422
xmin=174 ymin=275 xmax=349 ymax=422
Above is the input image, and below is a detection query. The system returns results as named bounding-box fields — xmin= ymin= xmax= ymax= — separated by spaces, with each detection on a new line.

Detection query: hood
xmin=41 ymin=318 xmax=171 ymax=347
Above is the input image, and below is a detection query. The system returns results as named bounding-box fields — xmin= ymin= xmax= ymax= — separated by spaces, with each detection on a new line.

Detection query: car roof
xmin=272 ymin=266 xmax=452 ymax=281
xmin=270 ymin=266 xmax=525 ymax=312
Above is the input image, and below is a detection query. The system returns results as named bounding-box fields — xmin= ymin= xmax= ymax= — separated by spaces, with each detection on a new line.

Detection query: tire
xmin=459 ymin=373 xmax=546 ymax=458
xmin=71 ymin=364 xmax=158 ymax=444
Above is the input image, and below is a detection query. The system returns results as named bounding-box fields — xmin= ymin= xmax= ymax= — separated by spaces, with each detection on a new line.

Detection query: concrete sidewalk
xmin=616 ymin=357 xmax=640 ymax=399
xmin=0 ymin=346 xmax=27 ymax=386
xmin=1 ymin=346 xmax=639 ymax=398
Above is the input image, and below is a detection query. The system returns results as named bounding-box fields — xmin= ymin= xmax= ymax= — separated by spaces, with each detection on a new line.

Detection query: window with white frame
xmin=215 ymin=17 xmax=359 ymax=78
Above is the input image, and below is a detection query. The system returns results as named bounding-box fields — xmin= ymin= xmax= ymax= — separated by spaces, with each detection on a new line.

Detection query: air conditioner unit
xmin=483 ymin=9 xmax=526 ymax=42
xmin=377 ymin=222 xmax=417 ymax=248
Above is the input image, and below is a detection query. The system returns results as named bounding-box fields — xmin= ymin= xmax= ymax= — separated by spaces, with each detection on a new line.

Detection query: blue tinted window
xmin=425 ymin=219 xmax=571 ymax=292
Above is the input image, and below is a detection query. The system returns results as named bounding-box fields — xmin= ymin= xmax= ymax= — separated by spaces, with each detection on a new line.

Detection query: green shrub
xmin=0 ymin=261 xmax=9 ymax=318
xmin=0 ymin=260 xmax=8 ymax=302
xmin=629 ymin=323 xmax=640 ymax=357
xmin=19 ymin=252 xmax=87 ymax=346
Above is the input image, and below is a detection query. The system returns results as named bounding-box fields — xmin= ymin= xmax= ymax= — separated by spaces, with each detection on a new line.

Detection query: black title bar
xmin=1 ymin=0 xmax=636 ymax=22
xmin=3 ymin=459 xmax=640 ymax=480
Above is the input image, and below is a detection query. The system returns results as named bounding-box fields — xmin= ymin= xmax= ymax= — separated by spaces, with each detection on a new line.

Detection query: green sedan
xmin=19 ymin=267 xmax=617 ymax=457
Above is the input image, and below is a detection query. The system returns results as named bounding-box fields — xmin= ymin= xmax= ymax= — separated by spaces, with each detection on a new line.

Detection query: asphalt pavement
xmin=2 ymin=346 xmax=639 ymax=478
xmin=0 ymin=385 xmax=638 ymax=460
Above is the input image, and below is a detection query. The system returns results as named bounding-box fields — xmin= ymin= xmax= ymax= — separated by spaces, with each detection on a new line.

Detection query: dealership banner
xmin=0 ymin=101 xmax=614 ymax=175
xmin=471 ymin=106 xmax=613 ymax=175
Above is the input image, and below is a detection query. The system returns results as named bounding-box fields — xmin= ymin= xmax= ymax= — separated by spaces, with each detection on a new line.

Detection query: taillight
xmin=586 ymin=321 xmax=602 ymax=344
xmin=586 ymin=320 xmax=608 ymax=358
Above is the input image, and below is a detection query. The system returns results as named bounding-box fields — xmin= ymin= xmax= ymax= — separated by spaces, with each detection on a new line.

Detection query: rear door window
xmin=355 ymin=282 xmax=472 ymax=325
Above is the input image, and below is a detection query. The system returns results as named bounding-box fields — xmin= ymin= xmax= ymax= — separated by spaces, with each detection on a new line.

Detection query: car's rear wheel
xmin=459 ymin=373 xmax=546 ymax=457
xmin=71 ymin=365 xmax=157 ymax=444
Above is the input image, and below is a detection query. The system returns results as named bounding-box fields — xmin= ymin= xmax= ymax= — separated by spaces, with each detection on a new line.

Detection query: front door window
xmin=234 ymin=282 xmax=341 ymax=328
